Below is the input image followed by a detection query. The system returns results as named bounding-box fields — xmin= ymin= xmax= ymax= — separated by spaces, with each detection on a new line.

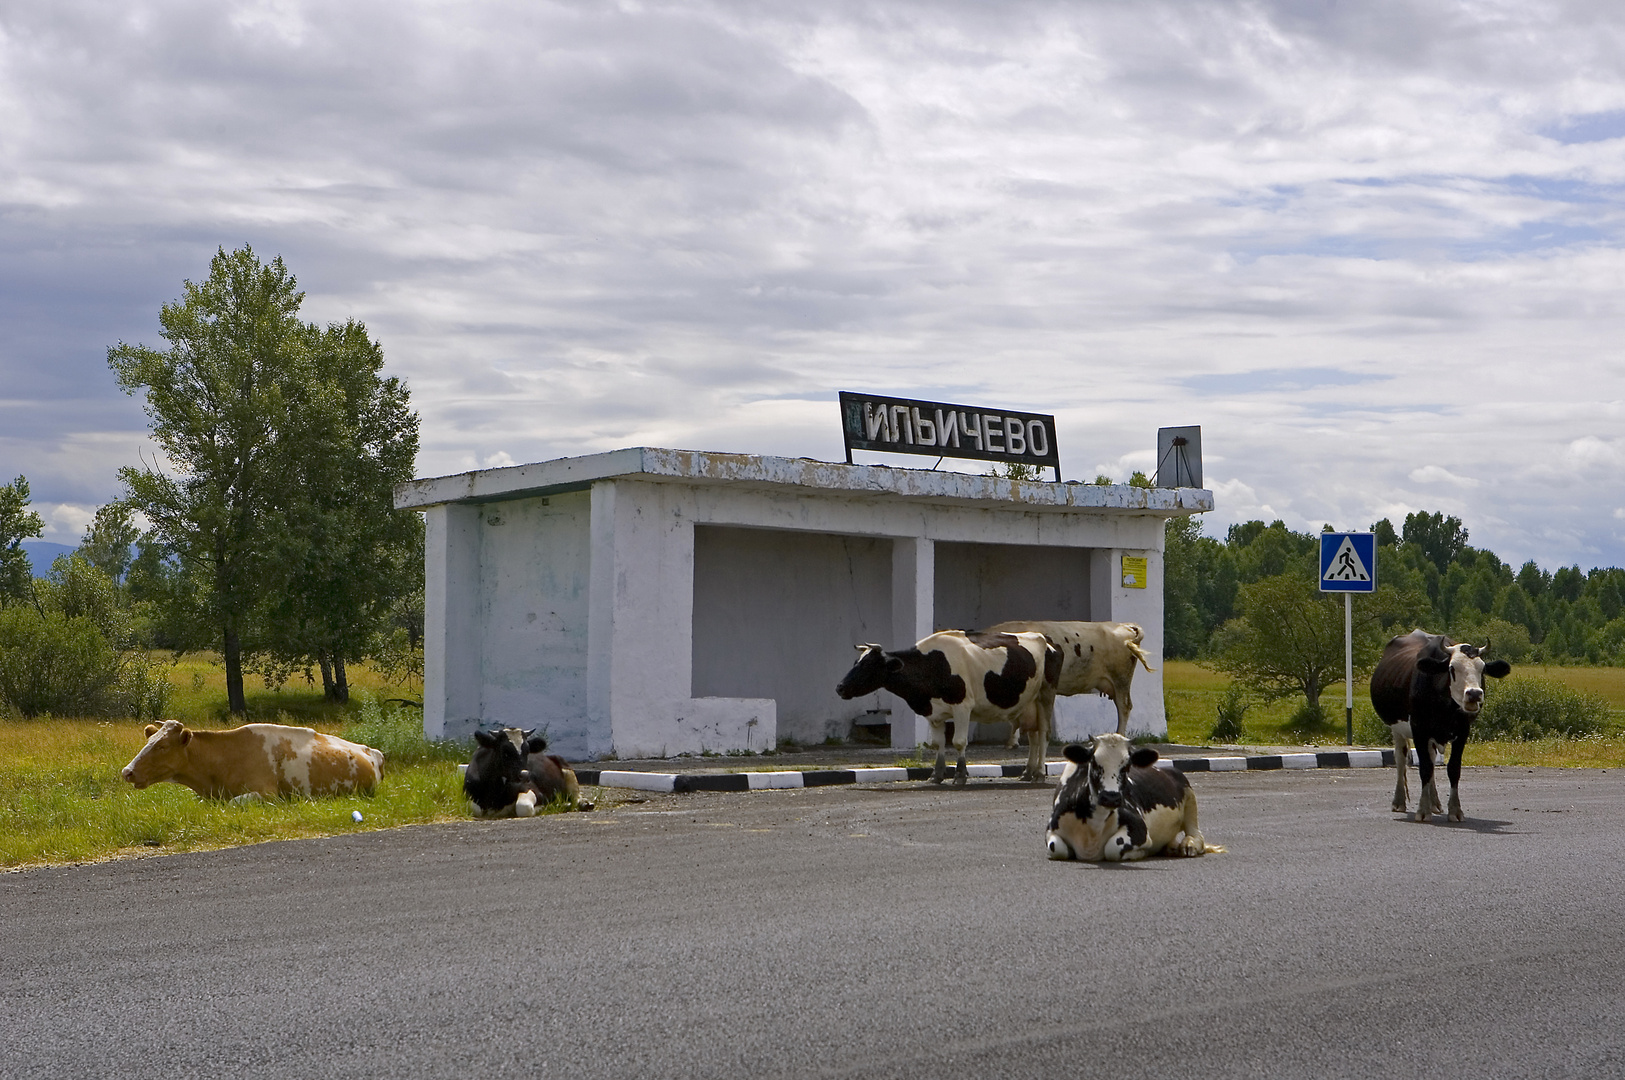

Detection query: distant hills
xmin=19 ymin=541 xmax=75 ymax=575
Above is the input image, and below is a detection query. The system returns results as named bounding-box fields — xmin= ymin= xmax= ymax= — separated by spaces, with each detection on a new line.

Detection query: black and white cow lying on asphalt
xmin=1370 ymin=629 xmax=1511 ymax=822
xmin=1045 ymin=734 xmax=1220 ymax=861
xmin=464 ymin=727 xmax=581 ymax=817
xmin=836 ymin=630 xmax=1061 ymax=784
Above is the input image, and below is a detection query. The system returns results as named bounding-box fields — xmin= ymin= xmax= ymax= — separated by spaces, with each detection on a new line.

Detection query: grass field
xmin=5 ymin=656 xmax=1625 ymax=870
xmin=1162 ymin=659 xmax=1625 ymax=766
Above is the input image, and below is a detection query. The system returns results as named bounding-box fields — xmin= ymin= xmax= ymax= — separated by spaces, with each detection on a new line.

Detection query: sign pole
xmin=1345 ymin=592 xmax=1354 ymax=746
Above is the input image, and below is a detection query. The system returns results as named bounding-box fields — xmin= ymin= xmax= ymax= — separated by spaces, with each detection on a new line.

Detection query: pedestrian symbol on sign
xmin=1325 ymin=538 xmax=1369 ymax=581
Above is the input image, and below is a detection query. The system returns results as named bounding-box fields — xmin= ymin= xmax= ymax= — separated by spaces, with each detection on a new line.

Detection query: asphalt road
xmin=4 ymin=766 xmax=1624 ymax=1079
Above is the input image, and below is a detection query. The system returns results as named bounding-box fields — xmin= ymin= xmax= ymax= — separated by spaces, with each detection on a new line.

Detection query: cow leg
xmin=1445 ymin=737 xmax=1467 ymax=821
xmin=1113 ymin=686 xmax=1132 ymax=737
xmin=1414 ymin=738 xmax=1437 ymax=822
xmin=1426 ymin=740 xmax=1445 ymax=816
xmin=1021 ymin=690 xmax=1052 ymax=783
xmin=1390 ymin=726 xmax=1410 ymax=813
xmin=1103 ymin=808 xmax=1150 ymax=862
xmin=928 ymin=721 xmax=948 ymax=784
xmin=951 ymin=713 xmax=970 ymax=786
xmin=1176 ymin=790 xmax=1208 ymax=856
xmin=513 ymin=790 xmax=538 ymax=818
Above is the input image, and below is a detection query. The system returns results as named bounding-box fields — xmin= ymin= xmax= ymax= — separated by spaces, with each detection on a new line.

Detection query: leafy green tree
xmin=256 ymin=319 xmax=419 ymax=701
xmin=1208 ymin=561 xmax=1422 ymax=710
xmin=108 ymin=245 xmax=310 ymax=713
xmin=0 ymin=476 xmax=45 ymax=606
xmin=109 ymin=245 xmax=418 ymax=713
xmin=77 ymin=503 xmax=140 ymax=588
xmin=1402 ymin=511 xmax=1468 ymax=574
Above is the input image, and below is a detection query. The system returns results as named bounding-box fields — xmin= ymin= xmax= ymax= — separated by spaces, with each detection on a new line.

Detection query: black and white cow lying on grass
xmin=836 ymin=630 xmax=1061 ymax=784
xmin=464 ymin=727 xmax=582 ymax=817
xmin=1045 ymin=734 xmax=1221 ymax=861
xmin=1370 ymin=629 xmax=1511 ymax=822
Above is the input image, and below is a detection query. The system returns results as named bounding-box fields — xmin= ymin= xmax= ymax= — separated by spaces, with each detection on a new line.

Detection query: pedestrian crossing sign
xmin=1320 ymin=532 xmax=1376 ymax=593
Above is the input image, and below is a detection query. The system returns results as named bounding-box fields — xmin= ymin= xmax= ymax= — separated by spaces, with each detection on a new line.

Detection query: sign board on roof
xmin=1320 ymin=532 xmax=1377 ymax=593
xmin=838 ymin=391 xmax=1060 ymax=479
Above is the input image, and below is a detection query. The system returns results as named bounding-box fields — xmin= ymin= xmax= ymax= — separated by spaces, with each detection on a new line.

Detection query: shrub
xmin=341 ymin=691 xmax=468 ymax=766
xmin=1209 ymin=684 xmax=1251 ymax=742
xmin=1473 ymin=677 xmax=1611 ymax=741
xmin=0 ymin=608 xmax=124 ymax=717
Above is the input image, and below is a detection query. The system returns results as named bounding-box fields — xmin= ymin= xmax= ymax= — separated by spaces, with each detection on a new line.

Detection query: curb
xmin=575 ymin=749 xmax=1406 ymax=794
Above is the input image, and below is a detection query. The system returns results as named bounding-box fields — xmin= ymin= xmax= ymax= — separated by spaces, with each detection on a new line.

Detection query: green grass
xmin=1161 ymin=659 xmax=1625 ymax=766
xmin=158 ymin=652 xmax=420 ymax=727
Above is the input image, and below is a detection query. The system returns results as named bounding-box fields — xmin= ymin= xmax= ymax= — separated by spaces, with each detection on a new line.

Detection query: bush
xmin=341 ymin=691 xmax=468 ymax=766
xmin=1473 ymin=677 xmax=1611 ymax=741
xmin=1209 ymin=684 xmax=1250 ymax=742
xmin=0 ymin=607 xmax=171 ymax=719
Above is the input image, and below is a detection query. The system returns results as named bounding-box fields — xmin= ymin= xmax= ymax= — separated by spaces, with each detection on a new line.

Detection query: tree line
xmin=0 ymin=246 xmax=423 ymax=717
xmin=1164 ymin=510 xmax=1625 ymax=714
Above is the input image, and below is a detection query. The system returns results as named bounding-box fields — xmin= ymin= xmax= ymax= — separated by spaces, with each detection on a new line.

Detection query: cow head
xmin=1045 ymin=733 xmax=1158 ymax=860
xmin=1416 ymin=643 xmax=1511 ymax=715
xmin=836 ymin=644 xmax=897 ymax=699
xmin=121 ymin=720 xmax=192 ymax=789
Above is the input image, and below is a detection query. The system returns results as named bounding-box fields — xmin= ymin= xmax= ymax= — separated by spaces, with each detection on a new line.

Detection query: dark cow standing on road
xmin=1370 ymin=630 xmax=1511 ymax=822
xmin=1045 ymin=733 xmax=1218 ymax=861
xmin=836 ymin=630 xmax=1061 ymax=784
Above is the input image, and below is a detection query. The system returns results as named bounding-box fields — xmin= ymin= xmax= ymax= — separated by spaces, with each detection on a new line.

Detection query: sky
xmin=3 ymin=0 xmax=1624 ymax=570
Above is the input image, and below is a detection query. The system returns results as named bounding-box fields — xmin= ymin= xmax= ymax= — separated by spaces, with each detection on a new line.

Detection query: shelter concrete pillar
xmin=423 ymin=502 xmax=482 ymax=740
xmin=889 ymin=536 xmax=935 ymax=749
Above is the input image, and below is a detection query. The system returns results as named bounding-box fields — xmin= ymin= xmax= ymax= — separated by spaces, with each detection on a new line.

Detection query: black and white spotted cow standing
xmin=836 ymin=630 xmax=1061 ymax=784
xmin=1045 ymin=734 xmax=1219 ymax=861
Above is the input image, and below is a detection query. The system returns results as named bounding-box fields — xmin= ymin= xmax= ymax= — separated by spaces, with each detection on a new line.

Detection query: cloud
xmin=2 ymin=1 xmax=1625 ymax=568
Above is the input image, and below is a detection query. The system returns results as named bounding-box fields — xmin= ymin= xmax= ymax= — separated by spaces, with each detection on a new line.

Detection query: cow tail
xmin=1126 ymin=640 xmax=1156 ymax=673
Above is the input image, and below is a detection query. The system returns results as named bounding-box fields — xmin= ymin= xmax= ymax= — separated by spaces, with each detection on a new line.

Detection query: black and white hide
xmin=1045 ymin=734 xmax=1219 ymax=861
xmin=835 ymin=630 xmax=1060 ymax=783
xmin=464 ymin=727 xmax=579 ymax=817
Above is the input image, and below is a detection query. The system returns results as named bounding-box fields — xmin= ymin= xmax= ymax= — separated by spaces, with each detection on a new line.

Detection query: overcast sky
xmin=3 ymin=0 xmax=1623 ymax=569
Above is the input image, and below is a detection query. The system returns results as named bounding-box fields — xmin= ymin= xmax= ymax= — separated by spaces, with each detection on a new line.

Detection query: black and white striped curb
xmin=574 ymin=749 xmax=1414 ymax=794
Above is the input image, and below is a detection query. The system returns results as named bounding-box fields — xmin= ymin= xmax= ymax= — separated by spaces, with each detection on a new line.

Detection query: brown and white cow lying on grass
xmin=989 ymin=620 xmax=1156 ymax=747
xmin=1045 ymin=734 xmax=1221 ymax=861
xmin=121 ymin=720 xmax=384 ymax=803
xmin=836 ymin=629 xmax=1061 ymax=784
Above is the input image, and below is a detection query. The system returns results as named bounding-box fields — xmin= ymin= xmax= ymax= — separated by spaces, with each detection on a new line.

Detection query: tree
xmin=1402 ymin=511 xmax=1467 ymax=574
xmin=78 ymin=503 xmax=140 ymax=588
xmin=0 ymin=476 xmax=45 ymax=606
xmin=108 ymin=244 xmax=418 ymax=713
xmin=1208 ymin=563 xmax=1418 ymax=711
xmin=256 ymin=319 xmax=420 ymax=701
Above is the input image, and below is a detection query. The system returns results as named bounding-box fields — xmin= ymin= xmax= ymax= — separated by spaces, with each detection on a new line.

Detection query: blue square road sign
xmin=1320 ymin=532 xmax=1377 ymax=593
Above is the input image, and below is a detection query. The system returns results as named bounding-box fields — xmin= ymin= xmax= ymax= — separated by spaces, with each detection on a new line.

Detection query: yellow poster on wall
xmin=1121 ymin=555 xmax=1148 ymax=589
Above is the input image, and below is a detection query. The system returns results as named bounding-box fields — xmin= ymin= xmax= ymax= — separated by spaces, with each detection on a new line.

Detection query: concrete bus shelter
xmin=394 ymin=447 xmax=1214 ymax=761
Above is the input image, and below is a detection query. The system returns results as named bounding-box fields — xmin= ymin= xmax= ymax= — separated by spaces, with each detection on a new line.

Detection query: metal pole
xmin=1345 ymin=592 xmax=1354 ymax=746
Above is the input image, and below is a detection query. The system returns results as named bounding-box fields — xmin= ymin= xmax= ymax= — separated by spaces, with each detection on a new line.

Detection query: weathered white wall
xmin=405 ymin=449 xmax=1205 ymax=758
xmin=692 ymin=525 xmax=892 ymax=745
xmin=477 ymin=491 xmax=593 ymax=750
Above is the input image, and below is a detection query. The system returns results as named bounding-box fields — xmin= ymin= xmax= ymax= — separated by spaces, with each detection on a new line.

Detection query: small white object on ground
xmin=352 ymin=810 xmax=364 ymax=822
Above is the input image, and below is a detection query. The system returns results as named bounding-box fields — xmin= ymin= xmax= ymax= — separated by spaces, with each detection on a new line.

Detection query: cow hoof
xmin=1391 ymin=799 xmax=1406 ymax=813
xmin=952 ymin=774 xmax=968 ymax=787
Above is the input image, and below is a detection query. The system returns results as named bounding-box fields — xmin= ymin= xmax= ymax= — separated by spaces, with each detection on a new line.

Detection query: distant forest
xmin=1163 ymin=511 xmax=1625 ymax=665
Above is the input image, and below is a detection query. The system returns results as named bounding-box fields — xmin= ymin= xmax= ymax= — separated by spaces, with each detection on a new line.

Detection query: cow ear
xmin=180 ymin=728 xmax=192 ymax=745
xmin=144 ymin=724 xmax=159 ymax=737
xmin=473 ymin=729 xmax=498 ymax=748
xmin=526 ymin=735 xmax=548 ymax=753
xmin=1483 ymin=660 xmax=1512 ymax=679
xmin=1417 ymin=656 xmax=1450 ymax=674
xmin=1130 ymin=747 xmax=1159 ymax=768
xmin=1063 ymin=743 xmax=1091 ymax=764
xmin=885 ymin=656 xmax=904 ymax=673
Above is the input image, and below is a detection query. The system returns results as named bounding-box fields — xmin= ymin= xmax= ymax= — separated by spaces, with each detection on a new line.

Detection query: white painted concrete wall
xmin=402 ymin=449 xmax=1208 ymax=759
